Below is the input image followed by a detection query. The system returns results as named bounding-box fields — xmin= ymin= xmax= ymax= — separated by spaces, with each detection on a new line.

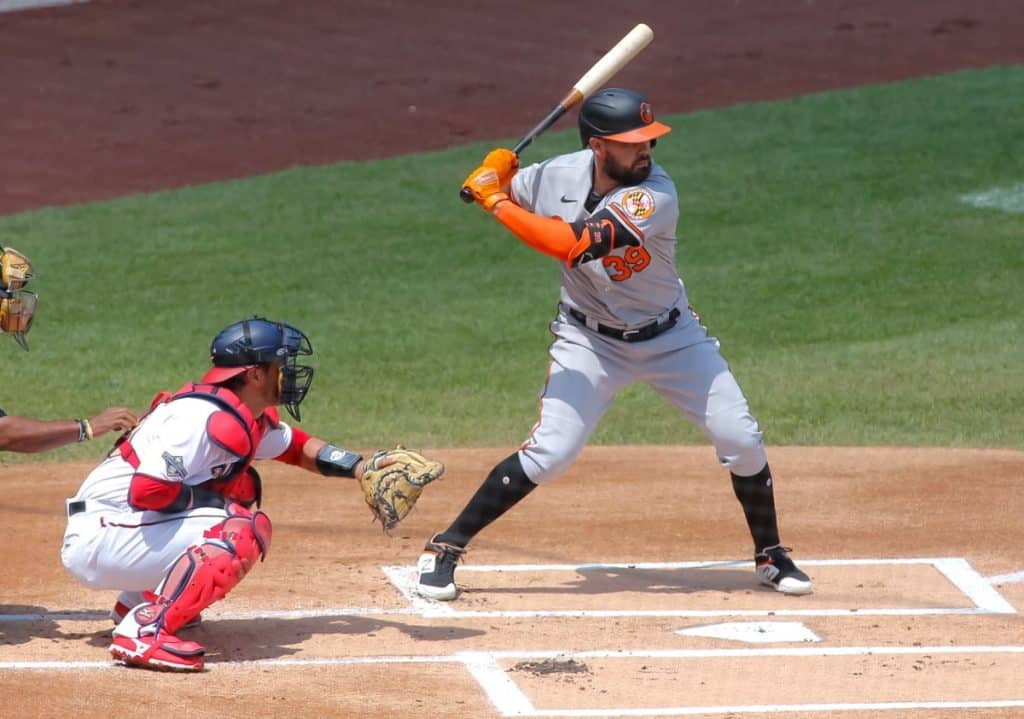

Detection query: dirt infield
xmin=4 ymin=447 xmax=1024 ymax=717
xmin=3 ymin=1 xmax=1024 ymax=717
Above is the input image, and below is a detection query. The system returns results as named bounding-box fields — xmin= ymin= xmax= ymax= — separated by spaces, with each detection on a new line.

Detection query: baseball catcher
xmin=61 ymin=316 xmax=445 ymax=672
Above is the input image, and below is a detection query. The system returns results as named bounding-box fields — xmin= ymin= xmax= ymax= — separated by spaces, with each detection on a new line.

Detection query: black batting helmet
xmin=203 ymin=316 xmax=315 ymax=420
xmin=578 ymin=88 xmax=671 ymax=148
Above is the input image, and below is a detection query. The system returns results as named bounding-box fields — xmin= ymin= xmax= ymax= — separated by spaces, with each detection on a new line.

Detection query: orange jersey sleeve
xmin=492 ymin=201 xmax=590 ymax=265
xmin=492 ymin=200 xmax=642 ymax=267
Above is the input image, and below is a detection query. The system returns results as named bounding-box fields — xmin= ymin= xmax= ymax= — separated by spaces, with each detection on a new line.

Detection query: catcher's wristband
xmin=316 ymin=444 xmax=363 ymax=478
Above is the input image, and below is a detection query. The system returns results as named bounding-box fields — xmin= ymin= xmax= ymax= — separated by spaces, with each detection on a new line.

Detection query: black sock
xmin=437 ymin=453 xmax=536 ymax=548
xmin=731 ymin=463 xmax=781 ymax=555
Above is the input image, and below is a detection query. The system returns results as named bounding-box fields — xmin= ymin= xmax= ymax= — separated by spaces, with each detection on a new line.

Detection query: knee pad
xmin=152 ymin=508 xmax=272 ymax=633
xmin=204 ymin=506 xmax=273 ymax=565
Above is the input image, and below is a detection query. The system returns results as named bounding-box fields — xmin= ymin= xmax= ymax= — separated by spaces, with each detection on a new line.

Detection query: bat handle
xmin=458 ymin=101 xmax=572 ymax=204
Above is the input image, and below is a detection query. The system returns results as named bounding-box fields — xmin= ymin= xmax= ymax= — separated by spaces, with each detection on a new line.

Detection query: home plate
xmin=676 ymin=621 xmax=821 ymax=643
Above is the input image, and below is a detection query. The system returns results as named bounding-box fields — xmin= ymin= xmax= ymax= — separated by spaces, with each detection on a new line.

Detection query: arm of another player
xmin=0 ymin=406 xmax=138 ymax=453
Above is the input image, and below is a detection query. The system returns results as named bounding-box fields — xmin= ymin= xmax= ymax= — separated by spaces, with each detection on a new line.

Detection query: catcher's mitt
xmin=359 ymin=446 xmax=444 ymax=532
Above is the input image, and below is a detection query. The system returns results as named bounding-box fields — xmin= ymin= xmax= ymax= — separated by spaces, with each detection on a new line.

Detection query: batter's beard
xmin=603 ymin=154 xmax=652 ymax=187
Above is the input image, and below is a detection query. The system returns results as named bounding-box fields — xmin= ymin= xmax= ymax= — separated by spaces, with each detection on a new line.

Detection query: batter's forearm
xmin=492 ymin=202 xmax=589 ymax=265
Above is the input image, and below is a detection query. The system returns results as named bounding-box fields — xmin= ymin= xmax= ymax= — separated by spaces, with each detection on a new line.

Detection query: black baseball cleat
xmin=416 ymin=534 xmax=466 ymax=601
xmin=755 ymin=545 xmax=813 ymax=595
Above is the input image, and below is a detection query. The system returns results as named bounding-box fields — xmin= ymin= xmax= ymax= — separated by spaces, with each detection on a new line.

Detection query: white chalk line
xmin=932 ymin=557 xmax=1015 ymax=613
xmin=4 ymin=556 xmax=1018 ymax=623
xmin=5 ymin=643 xmax=1024 ymax=670
xmin=384 ymin=556 xmax=1017 ymax=618
xmin=7 ymin=646 xmax=1024 ymax=717
xmin=987 ymin=570 xmax=1024 ymax=585
xmin=5 ymin=555 xmax=1019 ymax=715
xmin=510 ymin=700 xmax=1024 ymax=717
xmin=0 ymin=606 xmax=422 ymax=623
xmin=467 ymin=647 xmax=1024 ymax=717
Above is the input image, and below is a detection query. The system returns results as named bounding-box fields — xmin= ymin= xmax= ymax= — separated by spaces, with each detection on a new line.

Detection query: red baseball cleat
xmin=109 ymin=603 xmax=205 ymax=672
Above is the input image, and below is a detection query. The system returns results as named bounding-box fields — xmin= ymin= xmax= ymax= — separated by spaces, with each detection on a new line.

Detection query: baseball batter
xmin=417 ymin=88 xmax=812 ymax=600
xmin=1 ymin=245 xmax=137 ymax=452
xmin=61 ymin=316 xmax=443 ymax=672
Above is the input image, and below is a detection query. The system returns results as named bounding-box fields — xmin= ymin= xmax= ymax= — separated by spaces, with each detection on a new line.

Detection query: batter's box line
xmin=381 ymin=557 xmax=1016 ymax=618
xmin=458 ymin=647 xmax=1024 ymax=718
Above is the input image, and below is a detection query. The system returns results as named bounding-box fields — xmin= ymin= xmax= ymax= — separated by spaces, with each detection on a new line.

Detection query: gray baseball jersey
xmin=511 ymin=148 xmax=687 ymax=328
xmin=507 ymin=148 xmax=766 ymax=485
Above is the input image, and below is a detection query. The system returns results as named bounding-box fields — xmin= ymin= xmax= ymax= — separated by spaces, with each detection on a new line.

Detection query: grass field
xmin=2 ymin=66 xmax=1021 ymax=461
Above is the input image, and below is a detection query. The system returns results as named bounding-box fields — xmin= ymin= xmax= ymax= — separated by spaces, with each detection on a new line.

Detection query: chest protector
xmin=118 ymin=382 xmax=280 ymax=486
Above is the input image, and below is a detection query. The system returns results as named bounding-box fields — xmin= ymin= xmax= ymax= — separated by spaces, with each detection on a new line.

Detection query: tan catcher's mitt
xmin=360 ymin=446 xmax=444 ymax=532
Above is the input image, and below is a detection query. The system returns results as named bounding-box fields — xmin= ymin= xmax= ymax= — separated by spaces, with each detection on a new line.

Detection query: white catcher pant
xmin=61 ymin=503 xmax=230 ymax=593
xmin=518 ymin=307 xmax=767 ymax=483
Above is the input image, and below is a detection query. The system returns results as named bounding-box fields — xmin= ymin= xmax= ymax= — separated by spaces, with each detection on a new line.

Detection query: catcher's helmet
xmin=0 ymin=245 xmax=37 ymax=351
xmin=578 ymin=88 xmax=671 ymax=148
xmin=203 ymin=316 xmax=314 ymax=420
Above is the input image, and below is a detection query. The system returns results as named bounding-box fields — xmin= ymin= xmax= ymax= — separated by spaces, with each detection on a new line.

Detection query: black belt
xmin=66 ymin=500 xmax=87 ymax=517
xmin=567 ymin=307 xmax=681 ymax=342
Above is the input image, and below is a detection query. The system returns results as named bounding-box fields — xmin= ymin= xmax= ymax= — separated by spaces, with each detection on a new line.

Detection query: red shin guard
xmin=151 ymin=507 xmax=272 ymax=634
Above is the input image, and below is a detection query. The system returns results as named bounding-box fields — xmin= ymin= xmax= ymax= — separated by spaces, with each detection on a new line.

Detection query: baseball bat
xmin=459 ymin=22 xmax=654 ymax=203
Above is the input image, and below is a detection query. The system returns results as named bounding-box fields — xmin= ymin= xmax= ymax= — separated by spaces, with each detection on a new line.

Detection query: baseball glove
xmin=359 ymin=446 xmax=444 ymax=532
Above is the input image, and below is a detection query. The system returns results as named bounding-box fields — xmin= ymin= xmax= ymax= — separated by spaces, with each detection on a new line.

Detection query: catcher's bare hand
xmin=359 ymin=446 xmax=444 ymax=532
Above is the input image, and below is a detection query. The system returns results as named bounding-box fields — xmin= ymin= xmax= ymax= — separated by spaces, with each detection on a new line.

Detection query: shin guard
xmin=150 ymin=508 xmax=272 ymax=634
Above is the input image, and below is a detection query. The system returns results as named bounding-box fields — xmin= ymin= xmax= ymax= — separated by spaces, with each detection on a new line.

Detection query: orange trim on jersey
xmin=518 ymin=309 xmax=562 ymax=453
xmin=492 ymin=201 xmax=589 ymax=265
xmin=519 ymin=345 xmax=558 ymax=453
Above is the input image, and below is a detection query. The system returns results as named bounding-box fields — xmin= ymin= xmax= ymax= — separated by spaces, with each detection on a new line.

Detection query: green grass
xmin=2 ymin=66 xmax=1022 ymax=463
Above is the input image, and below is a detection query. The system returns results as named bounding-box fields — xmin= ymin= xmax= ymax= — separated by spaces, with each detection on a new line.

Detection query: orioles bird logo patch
xmin=639 ymin=102 xmax=654 ymax=124
xmin=622 ymin=188 xmax=655 ymax=219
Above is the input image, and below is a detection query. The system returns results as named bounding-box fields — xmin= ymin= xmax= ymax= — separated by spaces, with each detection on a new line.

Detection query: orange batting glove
xmin=461 ymin=165 xmax=509 ymax=212
xmin=482 ymin=148 xmax=519 ymax=188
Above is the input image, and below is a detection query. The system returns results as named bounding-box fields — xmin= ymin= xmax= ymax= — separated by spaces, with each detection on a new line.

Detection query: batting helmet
xmin=578 ymin=88 xmax=671 ymax=148
xmin=203 ymin=316 xmax=315 ymax=420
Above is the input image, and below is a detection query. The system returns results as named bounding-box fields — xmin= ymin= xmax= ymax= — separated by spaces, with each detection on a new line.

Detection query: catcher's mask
xmin=578 ymin=87 xmax=671 ymax=148
xmin=0 ymin=246 xmax=37 ymax=351
xmin=203 ymin=316 xmax=315 ymax=421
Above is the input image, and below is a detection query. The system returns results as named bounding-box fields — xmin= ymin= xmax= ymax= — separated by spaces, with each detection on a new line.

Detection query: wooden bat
xmin=460 ymin=22 xmax=654 ymax=203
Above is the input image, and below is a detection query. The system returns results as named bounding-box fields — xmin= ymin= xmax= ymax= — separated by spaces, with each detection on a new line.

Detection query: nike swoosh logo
xmin=560 ymin=195 xmax=577 ymax=203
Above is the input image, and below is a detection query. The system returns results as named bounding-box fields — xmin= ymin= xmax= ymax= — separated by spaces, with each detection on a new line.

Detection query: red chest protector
xmin=118 ymin=382 xmax=280 ymax=507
